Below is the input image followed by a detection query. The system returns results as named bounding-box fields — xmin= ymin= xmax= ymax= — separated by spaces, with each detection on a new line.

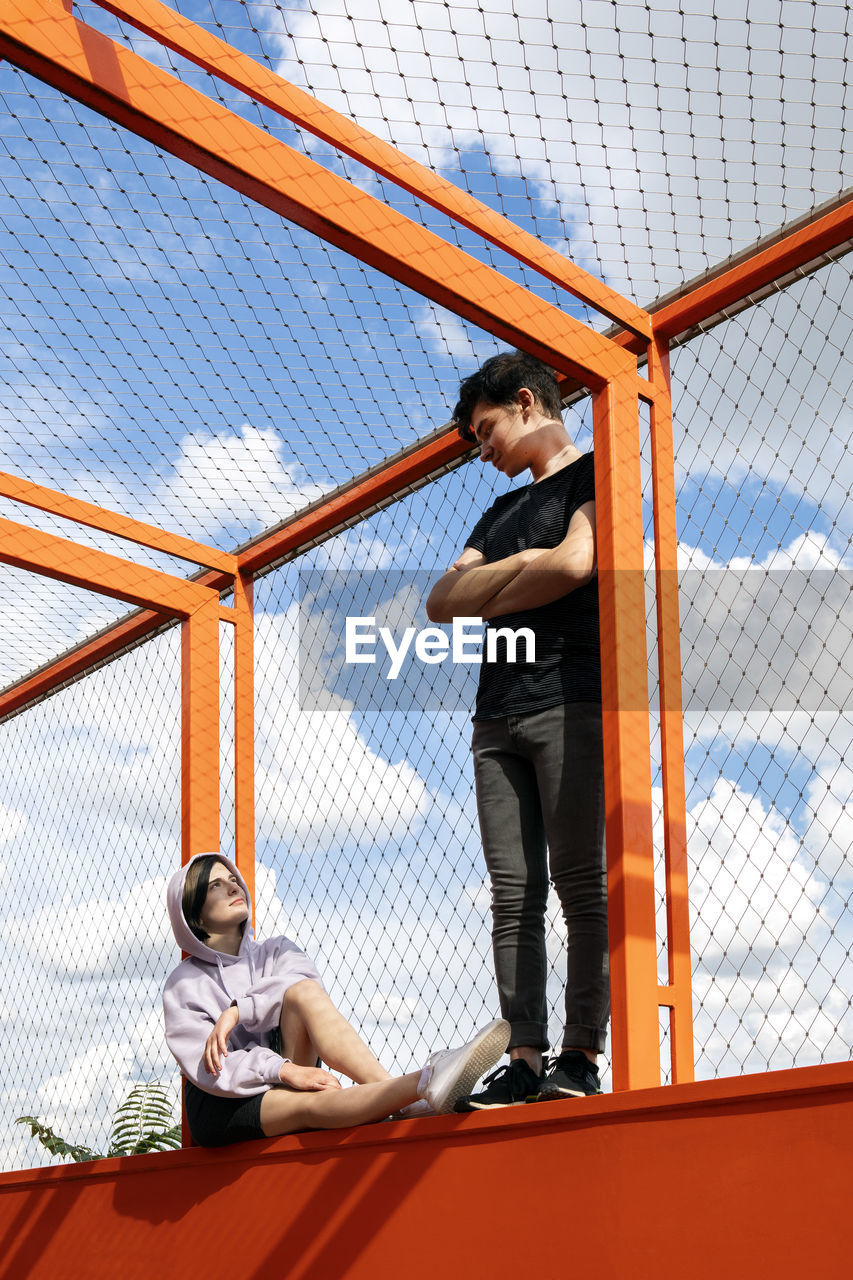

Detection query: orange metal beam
xmin=647 ymin=336 xmax=694 ymax=1085
xmin=232 ymin=572 xmax=255 ymax=912
xmin=3 ymin=28 xmax=849 ymax=724
xmin=0 ymin=502 xmax=224 ymax=925
xmin=593 ymin=371 xmax=661 ymax=1091
xmin=179 ymin=598 xmax=221 ymax=1146
xmin=0 ymin=515 xmax=217 ymax=617
xmin=89 ymin=0 xmax=651 ymax=340
xmin=546 ymin=189 xmax=853 ymax=408
xmin=0 ymin=470 xmax=237 ymax=574
xmin=237 ymin=429 xmax=467 ymax=576
xmin=0 ymin=431 xmax=467 ymax=721
xmin=7 ymin=1047 xmax=850 ymax=1278
xmin=180 ymin=595 xmax=220 ymax=863
xmin=0 ymin=607 xmax=178 ymax=721
xmin=1 ymin=131 xmax=850 ymax=728
xmin=652 ymin=190 xmax=853 ymax=343
xmin=0 ymin=0 xmax=632 ymax=394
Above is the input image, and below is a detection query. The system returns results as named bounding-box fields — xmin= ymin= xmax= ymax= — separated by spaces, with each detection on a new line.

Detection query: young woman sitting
xmin=163 ymin=853 xmax=508 ymax=1146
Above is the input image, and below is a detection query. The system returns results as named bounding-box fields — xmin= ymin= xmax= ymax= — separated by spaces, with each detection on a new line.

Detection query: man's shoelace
xmin=480 ymin=1062 xmax=513 ymax=1088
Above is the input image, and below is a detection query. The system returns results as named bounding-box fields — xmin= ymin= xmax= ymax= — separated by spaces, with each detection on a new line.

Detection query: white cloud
xmin=670 ymin=303 xmax=853 ymax=520
xmin=0 ymin=803 xmax=25 ymax=849
xmin=44 ymin=422 xmax=330 ymax=550
xmin=640 ymin=531 xmax=852 ymax=767
xmin=249 ymin=0 xmax=850 ymax=305
xmin=0 ymin=419 xmax=333 ymax=688
xmin=146 ymin=422 xmax=329 ymax=544
xmin=687 ymin=778 xmax=827 ymax=966
xmin=3 ymin=875 xmax=172 ymax=979
xmin=0 ymin=632 xmax=182 ymax=869
xmin=253 ymin=860 xmax=291 ymax=939
xmin=654 ymin=529 xmax=853 ymax=575
xmin=19 ymin=1040 xmax=138 ymax=1162
xmin=760 ymin=532 xmax=851 ymax=572
xmin=692 ymin=965 xmax=853 ymax=1077
xmin=652 ymin=768 xmax=853 ymax=1078
xmin=128 ymin=1007 xmax=176 ymax=1078
xmin=278 ymin=878 xmax=498 ymax=1073
xmin=36 ymin=1042 xmax=134 ymax=1127
xmin=254 ymin=609 xmax=431 ymax=852
xmin=315 ymin=526 xmax=415 ymax=572
xmin=16 ymin=1039 xmax=182 ymax=1166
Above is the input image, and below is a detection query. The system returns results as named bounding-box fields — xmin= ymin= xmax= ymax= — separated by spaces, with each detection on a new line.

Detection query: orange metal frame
xmin=2 ymin=0 xmax=849 ymax=1092
xmin=0 ymin=482 xmax=255 ymax=885
xmin=3 ymin=1060 xmax=852 ymax=1279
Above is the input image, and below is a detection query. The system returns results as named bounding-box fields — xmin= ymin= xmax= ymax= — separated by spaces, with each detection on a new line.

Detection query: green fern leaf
xmin=15 ymin=1116 xmax=102 ymax=1163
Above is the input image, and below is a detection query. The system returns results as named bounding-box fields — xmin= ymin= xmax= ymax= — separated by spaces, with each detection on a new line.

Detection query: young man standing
xmin=426 ymin=350 xmax=608 ymax=1107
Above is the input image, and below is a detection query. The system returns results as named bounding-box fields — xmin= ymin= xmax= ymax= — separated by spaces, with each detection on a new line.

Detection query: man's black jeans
xmin=472 ymin=701 xmax=609 ymax=1055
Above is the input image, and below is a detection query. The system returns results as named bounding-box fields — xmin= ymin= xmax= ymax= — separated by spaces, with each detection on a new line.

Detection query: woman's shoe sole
xmin=428 ymin=1019 xmax=511 ymax=1114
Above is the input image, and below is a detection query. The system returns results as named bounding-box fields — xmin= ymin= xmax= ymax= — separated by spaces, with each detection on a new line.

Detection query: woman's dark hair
xmin=453 ymin=350 xmax=563 ymax=443
xmin=182 ymin=855 xmax=223 ymax=943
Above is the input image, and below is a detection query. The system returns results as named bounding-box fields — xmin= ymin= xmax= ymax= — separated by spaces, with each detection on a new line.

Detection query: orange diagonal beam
xmin=90 ymin=0 xmax=651 ymax=339
xmin=0 ymin=0 xmax=633 ymax=392
xmin=0 ymin=471 xmax=237 ymax=574
xmin=0 ymin=431 xmax=464 ymax=720
xmin=0 ymin=515 xmax=217 ymax=616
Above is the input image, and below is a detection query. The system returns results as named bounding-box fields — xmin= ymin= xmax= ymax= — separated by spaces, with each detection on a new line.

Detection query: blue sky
xmin=1 ymin=0 xmax=851 ymax=1166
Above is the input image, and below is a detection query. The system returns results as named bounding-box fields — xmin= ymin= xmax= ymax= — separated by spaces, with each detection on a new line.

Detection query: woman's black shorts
xmin=184 ymin=1080 xmax=267 ymax=1147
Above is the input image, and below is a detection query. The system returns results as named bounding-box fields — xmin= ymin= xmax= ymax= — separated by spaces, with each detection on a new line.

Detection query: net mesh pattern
xmin=76 ymin=0 xmax=853 ymax=308
xmin=0 ymin=632 xmax=183 ymax=1167
xmin=666 ymin=258 xmax=852 ymax=1078
xmin=0 ymin=0 xmax=851 ymax=1167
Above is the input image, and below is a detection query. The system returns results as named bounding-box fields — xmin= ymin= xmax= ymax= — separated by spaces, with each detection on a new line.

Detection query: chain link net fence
xmin=1 ymin=0 xmax=851 ymax=1168
xmin=0 ymin=631 xmax=182 ymax=1168
xmin=668 ymin=256 xmax=853 ymax=1078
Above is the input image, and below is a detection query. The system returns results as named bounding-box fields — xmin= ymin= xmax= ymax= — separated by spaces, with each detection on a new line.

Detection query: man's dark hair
xmin=182 ymin=854 xmax=221 ymax=943
xmin=453 ymin=350 xmax=563 ymax=443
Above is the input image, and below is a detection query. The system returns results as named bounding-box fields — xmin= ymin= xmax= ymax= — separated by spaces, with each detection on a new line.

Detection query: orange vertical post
xmin=180 ymin=595 xmax=221 ymax=1149
xmin=593 ymin=370 xmax=661 ymax=1091
xmin=233 ymin=572 xmax=255 ymax=916
xmin=181 ymin=597 xmax=221 ymax=864
xmin=647 ymin=337 xmax=694 ymax=1083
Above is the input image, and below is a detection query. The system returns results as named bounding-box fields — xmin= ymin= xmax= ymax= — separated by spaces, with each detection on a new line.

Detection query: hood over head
xmin=167 ymin=852 xmax=253 ymax=964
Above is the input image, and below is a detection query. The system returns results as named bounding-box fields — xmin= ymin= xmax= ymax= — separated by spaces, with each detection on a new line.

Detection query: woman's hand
xmin=203 ymin=1003 xmax=240 ymax=1076
xmin=278 ymin=1061 xmax=342 ymax=1092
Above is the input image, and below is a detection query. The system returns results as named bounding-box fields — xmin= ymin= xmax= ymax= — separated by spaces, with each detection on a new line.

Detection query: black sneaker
xmin=537 ymin=1050 xmax=601 ymax=1101
xmin=453 ymin=1058 xmax=542 ymax=1111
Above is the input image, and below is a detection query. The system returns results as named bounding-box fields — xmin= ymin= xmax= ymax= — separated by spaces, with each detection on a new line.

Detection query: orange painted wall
xmin=1 ymin=1062 xmax=850 ymax=1280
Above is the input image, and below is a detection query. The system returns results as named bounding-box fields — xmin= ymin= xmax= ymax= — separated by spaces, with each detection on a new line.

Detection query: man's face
xmin=470 ymin=397 xmax=531 ymax=477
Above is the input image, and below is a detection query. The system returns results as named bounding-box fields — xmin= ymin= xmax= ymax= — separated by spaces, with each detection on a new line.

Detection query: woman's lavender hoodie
xmin=163 ymin=853 xmax=322 ymax=1097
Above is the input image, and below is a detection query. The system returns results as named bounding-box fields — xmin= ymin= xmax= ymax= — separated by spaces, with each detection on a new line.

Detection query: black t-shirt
xmin=464 ymin=453 xmax=600 ymax=720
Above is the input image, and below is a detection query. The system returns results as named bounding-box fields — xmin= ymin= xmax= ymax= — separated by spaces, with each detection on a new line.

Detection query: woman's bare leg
xmin=260 ymin=1072 xmax=421 ymax=1136
xmin=280 ymin=980 xmax=391 ymax=1083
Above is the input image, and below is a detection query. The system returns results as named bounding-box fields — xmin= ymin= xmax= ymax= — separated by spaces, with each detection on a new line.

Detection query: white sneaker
xmin=419 ymin=1019 xmax=510 ymax=1115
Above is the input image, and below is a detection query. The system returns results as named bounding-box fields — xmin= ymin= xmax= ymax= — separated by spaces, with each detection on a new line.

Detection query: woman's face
xmin=198 ymin=861 xmax=249 ymax=937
